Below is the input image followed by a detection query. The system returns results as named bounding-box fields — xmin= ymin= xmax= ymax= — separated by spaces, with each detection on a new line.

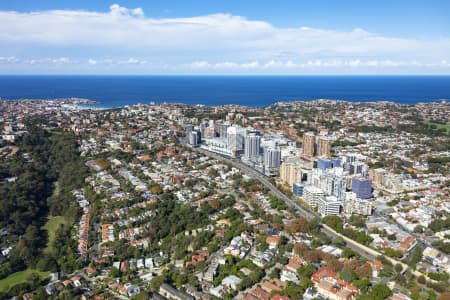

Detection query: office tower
xmin=244 ymin=132 xmax=261 ymax=160
xmin=352 ymin=177 xmax=372 ymax=199
xmin=317 ymin=136 xmax=332 ymax=158
xmin=302 ymin=132 xmax=315 ymax=158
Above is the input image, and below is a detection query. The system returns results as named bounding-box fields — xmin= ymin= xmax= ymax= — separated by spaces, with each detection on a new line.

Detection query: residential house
xmin=311 ymin=267 xmax=360 ymax=300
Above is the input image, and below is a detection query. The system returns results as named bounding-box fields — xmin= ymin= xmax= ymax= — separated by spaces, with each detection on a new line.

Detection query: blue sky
xmin=0 ymin=1 xmax=449 ymax=74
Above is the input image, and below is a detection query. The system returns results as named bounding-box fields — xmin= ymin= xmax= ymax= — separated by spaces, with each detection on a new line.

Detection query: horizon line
xmin=2 ymin=74 xmax=450 ymax=77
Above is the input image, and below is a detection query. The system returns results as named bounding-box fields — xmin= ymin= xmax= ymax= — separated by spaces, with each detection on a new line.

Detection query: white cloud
xmin=0 ymin=4 xmax=449 ymax=73
xmin=189 ymin=61 xmax=260 ymax=69
xmin=187 ymin=59 xmax=450 ymax=70
xmin=0 ymin=56 xmax=19 ymax=63
xmin=125 ymin=57 xmax=140 ymax=64
xmin=109 ymin=4 xmax=144 ymax=18
xmin=120 ymin=57 xmax=146 ymax=65
xmin=3 ymin=55 xmax=450 ymax=73
xmin=87 ymin=57 xmax=147 ymax=65
xmin=51 ymin=57 xmax=73 ymax=64
xmin=0 ymin=57 xmax=77 ymax=65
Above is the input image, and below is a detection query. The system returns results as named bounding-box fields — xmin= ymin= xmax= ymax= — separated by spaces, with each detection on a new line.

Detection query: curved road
xmin=192 ymin=146 xmax=435 ymax=282
xmin=195 ymin=147 xmax=317 ymax=220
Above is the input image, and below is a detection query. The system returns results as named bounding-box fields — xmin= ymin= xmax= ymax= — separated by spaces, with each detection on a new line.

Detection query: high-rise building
xmin=317 ymin=136 xmax=332 ymax=158
xmin=310 ymin=166 xmax=347 ymax=201
xmin=218 ymin=123 xmax=230 ymax=138
xmin=302 ymin=132 xmax=315 ymax=158
xmin=263 ymin=147 xmax=281 ymax=176
xmin=331 ymin=176 xmax=347 ymax=201
xmin=188 ymin=130 xmax=201 ymax=147
xmin=205 ymin=124 xmax=216 ymax=139
xmin=185 ymin=124 xmax=193 ymax=136
xmin=264 ymin=147 xmax=281 ymax=168
xmin=370 ymin=168 xmax=386 ymax=186
xmin=279 ymin=158 xmax=303 ymax=187
xmin=352 ymin=177 xmax=372 ymax=199
xmin=200 ymin=121 xmax=209 ymax=138
xmin=227 ymin=126 xmax=246 ymax=155
xmin=244 ymin=132 xmax=261 ymax=160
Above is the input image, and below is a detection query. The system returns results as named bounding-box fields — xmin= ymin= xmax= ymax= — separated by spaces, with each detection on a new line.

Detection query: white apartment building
xmin=303 ymin=185 xmax=325 ymax=208
xmin=318 ymin=196 xmax=341 ymax=216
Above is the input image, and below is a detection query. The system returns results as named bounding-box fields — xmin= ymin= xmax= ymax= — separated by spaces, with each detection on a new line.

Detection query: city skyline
xmin=1 ymin=2 xmax=449 ymax=299
xmin=1 ymin=1 xmax=450 ymax=74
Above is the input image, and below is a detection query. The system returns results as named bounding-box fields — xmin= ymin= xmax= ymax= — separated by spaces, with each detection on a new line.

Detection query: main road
xmin=192 ymin=147 xmax=370 ymax=254
xmin=190 ymin=145 xmax=434 ymax=277
xmin=193 ymin=147 xmax=317 ymax=221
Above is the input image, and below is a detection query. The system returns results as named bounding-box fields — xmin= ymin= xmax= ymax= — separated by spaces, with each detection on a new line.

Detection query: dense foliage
xmin=0 ymin=121 xmax=87 ymax=296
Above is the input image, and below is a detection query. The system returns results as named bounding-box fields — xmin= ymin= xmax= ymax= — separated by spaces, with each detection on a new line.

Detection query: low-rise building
xmin=311 ymin=267 xmax=360 ymax=300
xmin=159 ymin=283 xmax=194 ymax=300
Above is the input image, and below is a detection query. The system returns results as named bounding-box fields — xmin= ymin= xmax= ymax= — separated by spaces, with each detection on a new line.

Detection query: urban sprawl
xmin=0 ymin=98 xmax=449 ymax=300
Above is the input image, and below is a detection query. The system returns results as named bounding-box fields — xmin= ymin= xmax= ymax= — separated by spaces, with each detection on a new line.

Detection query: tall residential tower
xmin=244 ymin=132 xmax=261 ymax=160
xmin=317 ymin=136 xmax=332 ymax=158
xmin=302 ymin=132 xmax=315 ymax=158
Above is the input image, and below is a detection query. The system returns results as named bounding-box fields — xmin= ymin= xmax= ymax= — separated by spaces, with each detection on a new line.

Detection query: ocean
xmin=0 ymin=75 xmax=449 ymax=107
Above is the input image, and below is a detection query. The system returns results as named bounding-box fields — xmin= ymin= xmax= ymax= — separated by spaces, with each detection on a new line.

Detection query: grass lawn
xmin=424 ymin=119 xmax=450 ymax=133
xmin=42 ymin=215 xmax=68 ymax=254
xmin=0 ymin=269 xmax=50 ymax=293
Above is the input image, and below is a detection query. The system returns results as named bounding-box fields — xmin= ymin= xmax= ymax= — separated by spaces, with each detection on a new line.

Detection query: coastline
xmin=1 ymin=75 xmax=450 ymax=107
xmin=0 ymin=97 xmax=448 ymax=111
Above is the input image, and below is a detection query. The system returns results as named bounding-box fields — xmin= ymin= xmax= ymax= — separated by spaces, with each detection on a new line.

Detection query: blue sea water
xmin=0 ymin=75 xmax=449 ymax=107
